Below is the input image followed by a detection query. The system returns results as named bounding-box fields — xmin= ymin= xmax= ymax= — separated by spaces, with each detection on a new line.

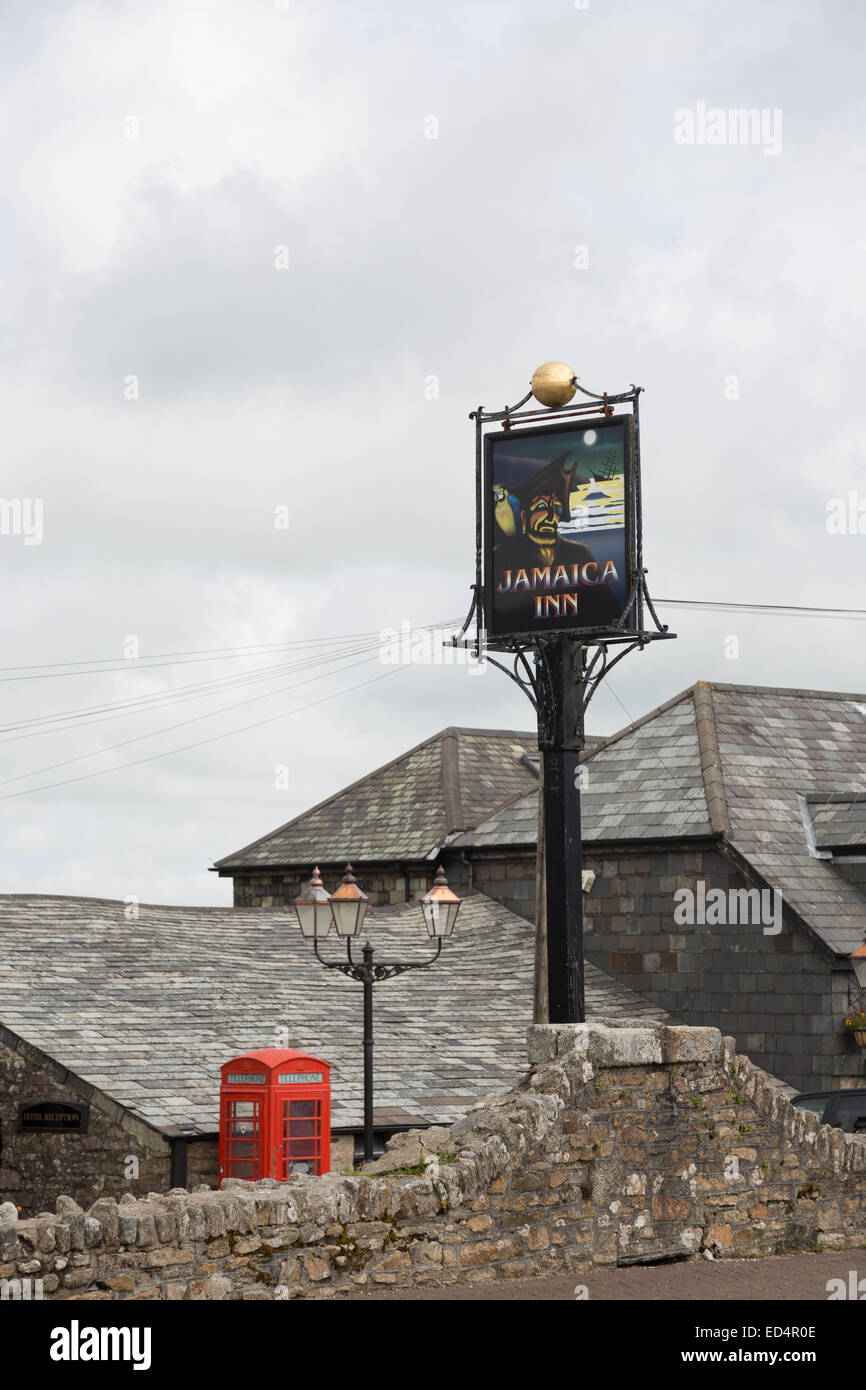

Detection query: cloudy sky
xmin=1 ymin=0 xmax=864 ymax=905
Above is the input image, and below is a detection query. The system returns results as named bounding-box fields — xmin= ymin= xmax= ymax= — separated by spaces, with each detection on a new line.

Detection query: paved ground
xmin=345 ymin=1251 xmax=866 ymax=1300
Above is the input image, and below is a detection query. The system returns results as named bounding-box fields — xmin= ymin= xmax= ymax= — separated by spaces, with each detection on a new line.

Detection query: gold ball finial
xmin=530 ymin=361 xmax=577 ymax=408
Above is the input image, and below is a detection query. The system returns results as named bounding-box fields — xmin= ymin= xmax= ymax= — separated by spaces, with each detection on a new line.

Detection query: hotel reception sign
xmin=483 ymin=415 xmax=636 ymax=641
xmin=17 ymin=1101 xmax=90 ymax=1132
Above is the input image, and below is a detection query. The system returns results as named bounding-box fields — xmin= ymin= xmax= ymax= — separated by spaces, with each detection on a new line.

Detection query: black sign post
xmin=453 ymin=364 xmax=675 ymax=1023
xmin=536 ymin=637 xmax=587 ymax=1021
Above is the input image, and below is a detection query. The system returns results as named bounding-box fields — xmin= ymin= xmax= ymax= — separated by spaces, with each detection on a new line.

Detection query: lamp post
xmin=293 ymin=863 xmax=461 ymax=1162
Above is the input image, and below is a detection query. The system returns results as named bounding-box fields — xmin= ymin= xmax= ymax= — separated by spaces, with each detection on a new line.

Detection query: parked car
xmin=792 ymin=1089 xmax=866 ymax=1133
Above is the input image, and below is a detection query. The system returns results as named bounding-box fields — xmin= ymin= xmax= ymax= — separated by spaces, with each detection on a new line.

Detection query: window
xmin=834 ymin=1095 xmax=866 ymax=1134
xmin=278 ymin=1097 xmax=322 ymax=1177
xmin=224 ymin=1097 xmax=260 ymax=1177
xmin=792 ymin=1096 xmax=828 ymax=1122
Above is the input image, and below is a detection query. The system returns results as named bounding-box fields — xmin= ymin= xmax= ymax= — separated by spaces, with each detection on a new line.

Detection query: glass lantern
xmin=329 ymin=863 xmax=369 ymax=938
xmin=292 ymin=866 xmax=334 ymax=939
xmin=421 ymin=865 xmax=461 ymax=938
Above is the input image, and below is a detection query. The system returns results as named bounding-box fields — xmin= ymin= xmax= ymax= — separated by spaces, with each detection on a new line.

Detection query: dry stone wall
xmin=2 ymin=1021 xmax=865 ymax=1300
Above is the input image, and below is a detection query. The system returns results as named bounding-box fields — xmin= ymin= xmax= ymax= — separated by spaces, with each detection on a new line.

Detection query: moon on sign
xmin=583 ymin=430 xmax=597 ymax=446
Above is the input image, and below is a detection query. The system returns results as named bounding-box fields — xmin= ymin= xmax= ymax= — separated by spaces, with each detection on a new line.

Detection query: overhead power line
xmin=655 ymin=599 xmax=866 ymax=620
xmin=0 ymin=600 xmax=859 ymax=687
xmin=0 ymin=602 xmax=858 ymax=689
xmin=0 ymin=627 xmax=437 ymax=682
xmin=0 ymin=619 xmax=461 ymax=798
xmin=0 ymin=649 xmax=388 ymax=789
xmin=0 ymin=664 xmax=411 ymax=802
xmin=0 ymin=638 xmax=382 ymax=741
xmin=0 ymin=601 xmax=858 ymax=802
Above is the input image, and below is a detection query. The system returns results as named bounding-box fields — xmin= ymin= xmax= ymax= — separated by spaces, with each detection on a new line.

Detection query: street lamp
xmin=421 ymin=865 xmax=462 ymax=938
xmin=293 ymin=862 xmax=461 ymax=1163
xmin=328 ymin=863 xmax=369 ymax=937
xmin=293 ymin=865 xmax=333 ymax=938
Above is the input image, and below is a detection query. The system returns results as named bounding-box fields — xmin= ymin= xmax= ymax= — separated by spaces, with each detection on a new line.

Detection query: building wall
xmin=444 ymin=850 xmax=537 ymax=923
xmin=185 ymin=1141 xmax=218 ymax=1191
xmin=458 ymin=841 xmax=864 ymax=1093
xmin=229 ymin=863 xmax=441 ymax=909
xmin=580 ymin=843 xmax=864 ymax=1094
xmin=833 ymin=860 xmax=866 ymax=890
xmin=0 ymin=1033 xmax=170 ymax=1218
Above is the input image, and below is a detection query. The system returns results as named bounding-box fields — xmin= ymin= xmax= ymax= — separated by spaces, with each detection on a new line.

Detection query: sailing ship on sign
xmin=560 ymin=461 xmax=625 ymax=536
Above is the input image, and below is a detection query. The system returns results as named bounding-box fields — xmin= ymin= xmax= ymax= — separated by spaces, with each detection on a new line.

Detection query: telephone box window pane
xmin=232 ymin=1162 xmax=256 ymax=1177
xmin=289 ymin=1120 xmax=316 ymax=1137
xmin=231 ymin=1101 xmax=258 ymax=1118
xmin=230 ymin=1120 xmax=257 ymax=1136
xmin=289 ymin=1100 xmax=317 ymax=1119
xmin=288 ymin=1160 xmax=315 ymax=1175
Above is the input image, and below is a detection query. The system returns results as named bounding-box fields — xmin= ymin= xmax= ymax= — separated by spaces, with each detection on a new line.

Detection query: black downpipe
xmin=169 ymin=1136 xmax=188 ymax=1188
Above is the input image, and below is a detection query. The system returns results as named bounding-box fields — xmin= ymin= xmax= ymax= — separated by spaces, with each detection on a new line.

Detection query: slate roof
xmin=452 ymin=682 xmax=866 ymax=958
xmin=453 ymin=696 xmax=712 ymax=850
xmin=0 ymin=893 xmax=668 ymax=1137
xmin=808 ymin=794 xmax=866 ymax=850
xmin=713 ymin=685 xmax=866 ymax=956
xmin=214 ymin=727 xmax=538 ymax=870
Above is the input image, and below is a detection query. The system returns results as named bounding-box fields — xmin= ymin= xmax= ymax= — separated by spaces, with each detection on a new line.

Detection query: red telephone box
xmin=219 ymin=1049 xmax=331 ymax=1185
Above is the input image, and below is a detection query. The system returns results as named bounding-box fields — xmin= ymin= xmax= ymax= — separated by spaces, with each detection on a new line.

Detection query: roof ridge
xmin=442 ymin=731 xmax=465 ymax=834
xmin=443 ymin=726 xmax=536 ymax=739
xmin=692 ymin=681 xmax=732 ymax=836
xmin=0 ymin=892 xmax=289 ymax=912
xmin=703 ymin=681 xmax=866 ymax=701
xmin=806 ymin=790 xmax=866 ymax=805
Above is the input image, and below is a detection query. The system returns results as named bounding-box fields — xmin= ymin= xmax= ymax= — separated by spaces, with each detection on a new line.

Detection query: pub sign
xmin=483 ymin=415 xmax=637 ymax=641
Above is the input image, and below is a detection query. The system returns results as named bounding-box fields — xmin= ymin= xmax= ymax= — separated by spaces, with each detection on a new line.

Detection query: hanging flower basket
xmin=843 ymin=1011 xmax=866 ymax=1046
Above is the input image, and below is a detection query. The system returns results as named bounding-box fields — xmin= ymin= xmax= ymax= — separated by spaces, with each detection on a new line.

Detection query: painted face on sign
xmin=522 ymin=492 xmax=563 ymax=545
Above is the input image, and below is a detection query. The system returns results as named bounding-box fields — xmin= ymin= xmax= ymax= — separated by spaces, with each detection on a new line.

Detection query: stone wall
xmin=4 ymin=1022 xmax=866 ymax=1300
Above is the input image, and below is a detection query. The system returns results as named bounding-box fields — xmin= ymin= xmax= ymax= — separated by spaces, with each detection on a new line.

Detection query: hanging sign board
xmin=483 ymin=415 xmax=637 ymax=641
